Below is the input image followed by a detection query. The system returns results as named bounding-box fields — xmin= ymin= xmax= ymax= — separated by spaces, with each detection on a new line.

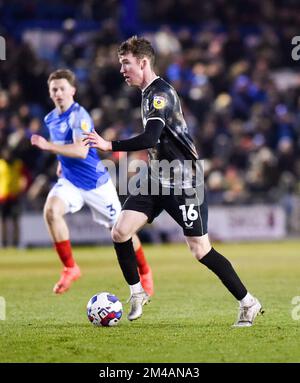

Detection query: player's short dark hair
xmin=47 ymin=69 xmax=76 ymax=87
xmin=118 ymin=36 xmax=155 ymax=68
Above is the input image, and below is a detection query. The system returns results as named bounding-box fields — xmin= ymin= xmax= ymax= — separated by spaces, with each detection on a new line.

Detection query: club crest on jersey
xmin=80 ymin=119 xmax=89 ymax=132
xmin=153 ymin=95 xmax=167 ymax=110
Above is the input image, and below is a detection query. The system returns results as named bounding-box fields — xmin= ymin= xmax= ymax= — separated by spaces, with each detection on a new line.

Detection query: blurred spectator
xmin=0 ymin=146 xmax=30 ymax=247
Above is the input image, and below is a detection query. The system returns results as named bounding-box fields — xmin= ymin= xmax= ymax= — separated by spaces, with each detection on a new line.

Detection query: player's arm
xmin=83 ymin=119 xmax=165 ymax=152
xmin=31 ymin=134 xmax=88 ymax=159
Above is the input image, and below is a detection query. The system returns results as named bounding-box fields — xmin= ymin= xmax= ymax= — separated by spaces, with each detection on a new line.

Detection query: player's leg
xmin=44 ymin=179 xmax=83 ymax=293
xmin=44 ymin=196 xmax=69 ymax=242
xmin=111 ymin=209 xmax=151 ymax=320
xmin=86 ymin=179 xmax=154 ymax=296
xmin=185 ymin=235 xmax=263 ymax=327
xmin=165 ymin=188 xmax=263 ymax=327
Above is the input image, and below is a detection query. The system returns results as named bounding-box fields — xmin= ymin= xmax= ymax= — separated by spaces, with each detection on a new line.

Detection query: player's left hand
xmin=82 ymin=131 xmax=112 ymax=151
xmin=31 ymin=134 xmax=51 ymax=151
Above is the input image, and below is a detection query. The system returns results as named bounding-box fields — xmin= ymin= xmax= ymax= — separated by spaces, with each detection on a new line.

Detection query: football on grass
xmin=87 ymin=292 xmax=123 ymax=327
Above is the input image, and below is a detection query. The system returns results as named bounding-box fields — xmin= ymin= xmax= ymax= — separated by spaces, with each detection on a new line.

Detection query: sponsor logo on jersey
xmin=81 ymin=119 xmax=89 ymax=132
xmin=153 ymin=95 xmax=167 ymax=110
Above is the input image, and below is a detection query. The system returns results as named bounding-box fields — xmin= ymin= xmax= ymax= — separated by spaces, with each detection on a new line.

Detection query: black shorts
xmin=122 ymin=186 xmax=208 ymax=237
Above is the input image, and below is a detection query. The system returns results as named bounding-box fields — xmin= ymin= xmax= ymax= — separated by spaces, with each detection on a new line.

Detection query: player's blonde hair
xmin=47 ymin=69 xmax=76 ymax=87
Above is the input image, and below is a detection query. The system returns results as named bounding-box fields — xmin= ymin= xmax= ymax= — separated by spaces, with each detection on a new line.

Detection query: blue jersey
xmin=44 ymin=102 xmax=109 ymax=190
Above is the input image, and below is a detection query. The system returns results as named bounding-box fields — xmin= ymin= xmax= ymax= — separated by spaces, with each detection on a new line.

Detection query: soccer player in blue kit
xmin=31 ymin=69 xmax=153 ymax=296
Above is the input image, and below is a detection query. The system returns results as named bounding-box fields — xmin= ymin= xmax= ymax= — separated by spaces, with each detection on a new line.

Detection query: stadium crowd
xmin=0 ymin=0 xmax=300 ymax=245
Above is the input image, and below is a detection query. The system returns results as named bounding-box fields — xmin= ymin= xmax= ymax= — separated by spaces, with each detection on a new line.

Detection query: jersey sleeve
xmin=111 ymin=119 xmax=165 ymax=152
xmin=71 ymin=108 xmax=94 ymax=141
xmin=145 ymin=91 xmax=171 ymax=126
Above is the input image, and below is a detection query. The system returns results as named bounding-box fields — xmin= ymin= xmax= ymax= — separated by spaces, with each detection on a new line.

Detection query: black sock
xmin=113 ymin=239 xmax=140 ymax=285
xmin=200 ymin=247 xmax=247 ymax=300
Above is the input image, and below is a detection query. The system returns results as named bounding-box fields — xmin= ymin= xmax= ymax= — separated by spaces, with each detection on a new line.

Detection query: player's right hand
xmin=31 ymin=134 xmax=51 ymax=151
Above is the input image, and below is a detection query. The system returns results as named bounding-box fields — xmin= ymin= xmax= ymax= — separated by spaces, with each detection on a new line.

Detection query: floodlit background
xmin=0 ymin=0 xmax=300 ymax=247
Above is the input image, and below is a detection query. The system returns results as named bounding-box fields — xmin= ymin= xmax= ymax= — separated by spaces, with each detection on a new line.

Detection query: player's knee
xmin=111 ymin=225 xmax=131 ymax=243
xmin=187 ymin=241 xmax=209 ymax=261
xmin=43 ymin=205 xmax=62 ymax=224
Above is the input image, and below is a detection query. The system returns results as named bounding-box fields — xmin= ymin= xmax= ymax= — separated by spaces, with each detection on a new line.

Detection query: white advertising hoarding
xmin=208 ymin=205 xmax=286 ymax=241
xmin=12 ymin=205 xmax=287 ymax=247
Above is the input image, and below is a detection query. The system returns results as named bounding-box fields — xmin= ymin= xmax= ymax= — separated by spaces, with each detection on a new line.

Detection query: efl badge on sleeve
xmin=81 ymin=119 xmax=89 ymax=132
xmin=153 ymin=95 xmax=167 ymax=110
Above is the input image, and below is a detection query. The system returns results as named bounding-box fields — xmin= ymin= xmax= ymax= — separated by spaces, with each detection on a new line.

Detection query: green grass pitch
xmin=0 ymin=241 xmax=300 ymax=363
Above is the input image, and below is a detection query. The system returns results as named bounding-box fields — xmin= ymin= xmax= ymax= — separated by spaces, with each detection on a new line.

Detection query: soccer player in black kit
xmin=84 ymin=36 xmax=263 ymax=326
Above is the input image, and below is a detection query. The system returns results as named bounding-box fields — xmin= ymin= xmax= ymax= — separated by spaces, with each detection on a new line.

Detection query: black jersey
xmin=142 ymin=77 xmax=200 ymax=188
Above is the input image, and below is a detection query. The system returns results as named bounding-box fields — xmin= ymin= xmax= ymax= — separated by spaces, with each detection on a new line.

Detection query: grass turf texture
xmin=0 ymin=241 xmax=299 ymax=363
